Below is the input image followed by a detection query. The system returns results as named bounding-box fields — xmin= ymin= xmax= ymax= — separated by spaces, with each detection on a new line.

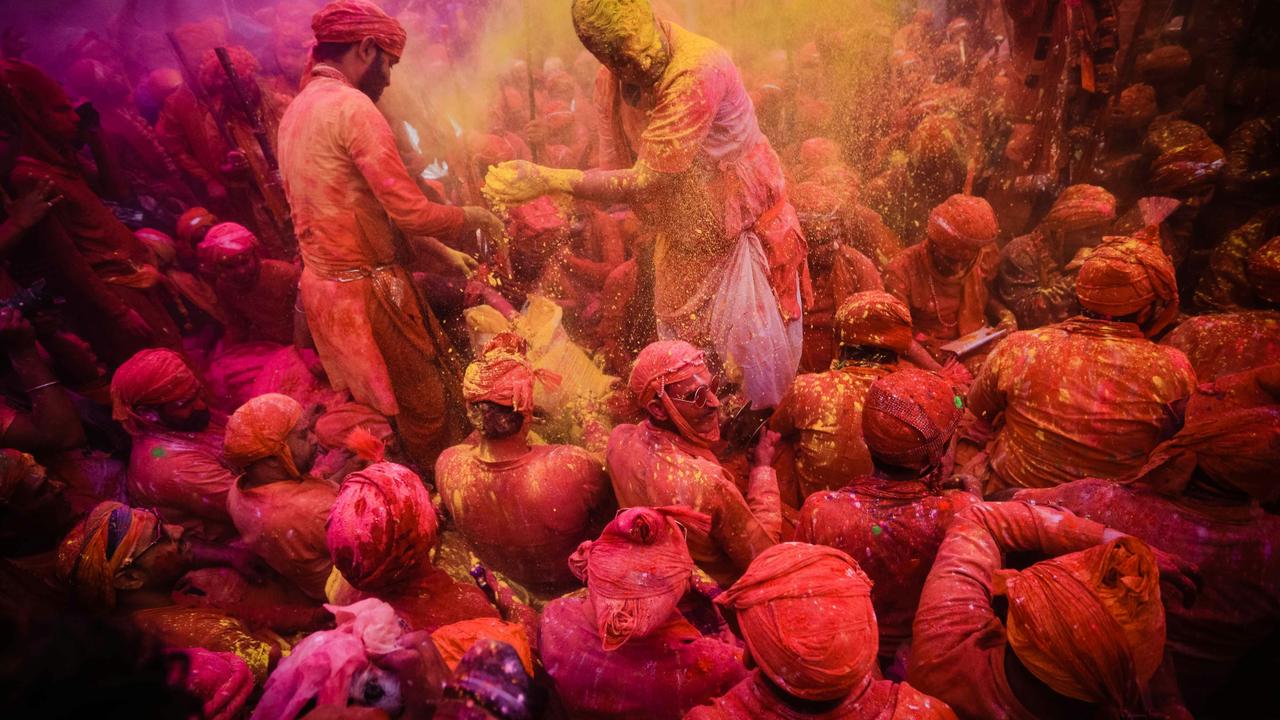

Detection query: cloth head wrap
xmin=111 ymin=349 xmax=204 ymax=430
xmin=1145 ymin=120 xmax=1225 ymax=199
xmin=1041 ymin=185 xmax=1117 ymax=234
xmin=431 ymin=619 xmax=535 ymax=676
xmin=717 ymin=543 xmax=877 ymax=701
xmin=1076 ymin=237 xmax=1178 ymax=334
xmin=835 ymin=291 xmax=913 ymax=354
xmin=1112 ymin=84 xmax=1158 ymax=133
xmin=462 ymin=333 xmax=560 ymax=417
xmin=0 ymin=449 xmax=43 ymax=505
xmin=927 ymin=194 xmax=998 ymax=254
xmin=56 ymin=501 xmax=162 ymax=611
xmin=177 ymin=207 xmax=217 ymax=246
xmin=907 ymin=114 xmax=965 ymax=175
xmin=995 ymin=536 xmax=1165 ymax=709
xmin=311 ymin=0 xmax=407 ymax=58
xmin=1247 ymin=236 xmax=1280 ymax=305
xmin=314 ymin=402 xmax=394 ymax=450
xmin=863 ymin=368 xmax=962 ymax=471
xmin=327 ymin=462 xmax=437 ymax=592
xmin=628 ymin=340 xmax=717 ymax=446
xmin=568 ymin=506 xmax=710 ymax=650
xmin=136 ymin=229 xmax=178 ymax=267
xmin=197 ymin=222 xmax=259 ymax=269
xmin=0 ymin=59 xmax=76 ymax=166
xmin=571 ymin=0 xmax=657 ymax=51
xmin=223 ymin=393 xmax=304 ymax=475
xmin=198 ymin=46 xmax=259 ymax=96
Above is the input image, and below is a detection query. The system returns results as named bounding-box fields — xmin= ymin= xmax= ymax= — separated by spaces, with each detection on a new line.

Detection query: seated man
xmin=997 ymin=184 xmax=1117 ymax=329
xmin=606 ymin=340 xmax=781 ymax=586
xmin=224 ymin=393 xmax=337 ymax=600
xmin=1015 ymin=365 xmax=1280 ymax=712
xmin=770 ymin=292 xmax=911 ymax=508
xmin=885 ymin=194 xmax=1012 ymax=363
xmin=436 ymin=334 xmax=615 ymax=597
xmin=195 ymin=222 xmax=301 ymax=346
xmin=909 ymin=502 xmax=1188 ymax=719
xmin=796 ymin=368 xmax=980 ymax=671
xmin=111 ymin=349 xmax=237 ymax=541
xmin=690 ymin=542 xmax=956 ymax=719
xmin=968 ymin=237 xmax=1196 ymax=491
xmin=541 ymin=507 xmax=747 ymax=719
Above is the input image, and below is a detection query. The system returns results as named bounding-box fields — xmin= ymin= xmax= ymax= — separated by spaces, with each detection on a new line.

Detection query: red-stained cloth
xmin=310 ymin=0 xmax=407 ymax=58
xmin=836 ymin=291 xmax=913 ymax=354
xmin=222 ymin=393 xmax=303 ymax=475
xmin=1162 ymin=311 xmax=1280 ymax=380
xmin=197 ymin=222 xmax=258 ymax=268
xmin=461 ymin=333 xmax=560 ymax=416
xmin=717 ymin=543 xmax=877 ymax=701
xmin=1076 ymin=237 xmax=1179 ymax=335
xmin=177 ymin=207 xmax=218 ymax=246
xmin=1247 ymin=236 xmax=1280 ymax=304
xmin=884 ymin=243 xmax=999 ymax=344
xmin=628 ymin=339 xmax=707 ymax=407
xmin=169 ymin=648 xmax=254 ymax=720
xmin=926 ymin=194 xmax=998 ymax=254
xmin=197 ymin=46 xmax=259 ymax=96
xmin=802 ymin=248 xmax=884 ymax=373
xmin=110 ymin=349 xmax=204 ymax=431
xmin=567 ymin=506 xmax=710 ymax=650
xmin=1041 ymin=185 xmax=1117 ymax=233
xmin=327 ymin=462 xmax=438 ymax=592
xmin=688 ymin=670 xmax=956 ymax=720
xmin=126 ymin=422 xmax=238 ymax=542
xmin=228 ymin=472 xmax=338 ymax=601
xmin=863 ymin=369 xmax=961 ymax=472
xmin=314 ymin=402 xmax=393 ymax=450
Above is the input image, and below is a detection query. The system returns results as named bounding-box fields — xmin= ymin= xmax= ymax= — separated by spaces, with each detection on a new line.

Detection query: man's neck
xmin=476 ymin=433 xmax=532 ymax=463
xmin=240 ymin=462 xmax=298 ymax=489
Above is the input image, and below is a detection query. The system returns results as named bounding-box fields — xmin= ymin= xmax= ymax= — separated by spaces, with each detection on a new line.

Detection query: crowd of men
xmin=0 ymin=0 xmax=1277 ymax=717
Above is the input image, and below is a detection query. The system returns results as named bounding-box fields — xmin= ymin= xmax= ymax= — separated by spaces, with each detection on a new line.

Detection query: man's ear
xmin=645 ymin=398 xmax=669 ymax=422
xmin=358 ymin=37 xmax=380 ymax=65
xmin=113 ymin=567 xmax=146 ymax=591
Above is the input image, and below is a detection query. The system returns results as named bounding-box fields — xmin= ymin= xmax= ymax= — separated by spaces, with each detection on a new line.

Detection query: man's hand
xmin=0 ymin=307 xmax=36 ymax=349
xmin=5 ymin=179 xmax=62 ymax=230
xmin=442 ymin=247 xmax=479 ymax=277
xmin=524 ymin=118 xmax=548 ymax=145
xmin=461 ymin=205 xmax=504 ymax=239
xmin=995 ymin=311 xmax=1018 ymax=334
xmin=751 ymin=429 xmax=781 ymax=468
xmin=220 ymin=150 xmax=251 ymax=179
xmin=483 ymin=160 xmax=551 ymax=205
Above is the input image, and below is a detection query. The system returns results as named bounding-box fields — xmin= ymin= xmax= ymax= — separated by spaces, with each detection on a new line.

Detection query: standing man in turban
xmin=435 ymin=334 xmax=615 ymax=598
xmin=1014 ymin=367 xmax=1280 ymax=712
xmin=909 ymin=502 xmax=1190 ymax=719
xmin=195 ymin=222 xmax=301 ymax=346
xmin=690 ymin=542 xmax=956 ymax=719
xmin=278 ymin=0 xmax=503 ymax=470
xmin=484 ymin=0 xmax=809 ymax=409
xmin=540 ymin=506 xmax=748 ymax=719
xmin=606 ymin=340 xmax=781 ymax=586
xmin=770 ymin=292 xmax=913 ymax=511
xmin=967 ymin=237 xmax=1196 ymax=491
xmin=224 ymin=393 xmax=336 ymax=600
xmin=997 ymin=184 xmax=1117 ymax=329
xmin=885 ymin=194 xmax=1012 ymax=364
xmin=111 ymin=349 xmax=237 ymax=542
xmin=796 ymin=369 xmax=980 ymax=672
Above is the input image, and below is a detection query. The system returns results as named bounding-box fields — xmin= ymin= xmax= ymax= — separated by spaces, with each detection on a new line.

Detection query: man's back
xmin=435 ymin=443 xmax=614 ymax=594
xmin=969 ymin=316 xmax=1196 ymax=490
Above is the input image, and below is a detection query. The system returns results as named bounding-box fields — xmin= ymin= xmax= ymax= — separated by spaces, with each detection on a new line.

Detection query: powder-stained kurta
xmin=227 ymin=475 xmax=337 ymax=601
xmin=885 ymin=243 xmax=998 ymax=348
xmin=1161 ymin=310 xmax=1280 ymax=381
xmin=968 ymin=317 xmax=1196 ymax=491
xmin=687 ymin=670 xmax=956 ymax=720
xmin=126 ymin=423 xmax=238 ymax=542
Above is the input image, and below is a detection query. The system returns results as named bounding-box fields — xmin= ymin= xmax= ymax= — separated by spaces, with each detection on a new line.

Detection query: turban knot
xmin=462 ymin=333 xmax=560 ymax=416
xmin=1041 ymin=185 xmax=1117 ymax=234
xmin=1075 ymin=237 xmax=1178 ymax=333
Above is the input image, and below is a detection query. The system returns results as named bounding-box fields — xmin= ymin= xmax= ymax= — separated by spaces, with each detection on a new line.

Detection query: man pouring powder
xmin=485 ymin=0 xmax=808 ymax=409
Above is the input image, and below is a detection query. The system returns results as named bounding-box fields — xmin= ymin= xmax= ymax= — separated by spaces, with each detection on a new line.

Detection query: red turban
xmin=628 ymin=340 xmax=708 ymax=408
xmin=177 ymin=207 xmax=217 ymax=246
xmin=1145 ymin=120 xmax=1225 ymax=199
xmin=462 ymin=333 xmax=559 ymax=416
xmin=862 ymin=368 xmax=961 ymax=471
xmin=717 ymin=543 xmax=877 ymax=701
xmin=568 ymin=506 xmax=710 ymax=650
xmin=798 ymin=137 xmax=842 ymax=171
xmin=197 ymin=46 xmax=259 ymax=96
xmin=327 ymin=462 xmax=437 ymax=592
xmin=1041 ymin=185 xmax=1117 ymax=234
xmin=835 ymin=291 xmax=913 ymax=354
xmin=791 ymin=181 xmax=844 ymax=219
xmin=111 ymin=349 xmax=203 ymax=429
xmin=995 ymin=537 xmax=1165 ymax=709
xmin=926 ymin=194 xmax=998 ymax=253
xmin=1075 ymin=237 xmax=1178 ymax=333
xmin=908 ymin=114 xmax=965 ymax=174
xmin=197 ymin=222 xmax=259 ymax=269
xmin=223 ymin=393 xmax=303 ymax=475
xmin=314 ymin=402 xmax=393 ymax=450
xmin=0 ymin=60 xmax=75 ymax=165
xmin=1111 ymin=84 xmax=1158 ymax=133
xmin=56 ymin=501 xmax=162 ymax=611
xmin=311 ymin=0 xmax=407 ymax=59
xmin=1247 ymin=236 xmax=1280 ymax=304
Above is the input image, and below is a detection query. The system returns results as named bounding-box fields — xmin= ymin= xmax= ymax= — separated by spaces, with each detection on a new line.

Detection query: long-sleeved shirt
xmin=606 ymin=421 xmax=780 ymax=586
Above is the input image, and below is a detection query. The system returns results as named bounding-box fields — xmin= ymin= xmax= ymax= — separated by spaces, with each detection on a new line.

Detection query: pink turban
xmin=311 ymin=0 xmax=407 ymax=58
xmin=197 ymin=46 xmax=259 ymax=96
xmin=327 ymin=462 xmax=438 ymax=593
xmin=223 ymin=393 xmax=304 ymax=475
xmin=111 ymin=349 xmax=203 ymax=428
xmin=628 ymin=340 xmax=708 ymax=408
xmin=568 ymin=506 xmax=710 ymax=650
xmin=197 ymin=222 xmax=259 ymax=268
xmin=926 ymin=194 xmax=998 ymax=253
xmin=717 ymin=543 xmax=878 ymax=701
xmin=461 ymin=333 xmax=559 ymax=416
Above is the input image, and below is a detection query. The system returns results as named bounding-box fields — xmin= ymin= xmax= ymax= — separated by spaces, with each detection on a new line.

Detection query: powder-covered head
xmin=311 ymin=0 xmax=407 ymax=58
xmin=862 ymin=368 xmax=962 ymax=471
xmin=327 ymin=462 xmax=437 ymax=592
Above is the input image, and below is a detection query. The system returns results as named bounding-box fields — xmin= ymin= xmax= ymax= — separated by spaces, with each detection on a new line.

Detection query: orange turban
xmin=1041 ymin=185 xmax=1117 ymax=234
xmin=431 ymin=618 xmax=534 ymax=675
xmin=1247 ymin=236 xmax=1280 ymax=305
xmin=862 ymin=368 xmax=962 ymax=471
xmin=0 ymin=449 xmax=43 ymax=504
xmin=1075 ymin=237 xmax=1178 ymax=333
xmin=110 ymin=349 xmax=203 ymax=429
xmin=835 ymin=291 xmax=913 ymax=354
xmin=462 ymin=333 xmax=559 ymax=416
xmin=926 ymin=194 xmax=998 ymax=253
xmin=908 ymin=114 xmax=965 ymax=175
xmin=995 ymin=537 xmax=1165 ymax=709
xmin=197 ymin=222 xmax=259 ymax=269
xmin=177 ymin=207 xmax=217 ymax=246
xmin=717 ymin=543 xmax=877 ymax=701
xmin=1145 ymin=120 xmax=1224 ymax=199
xmin=223 ymin=393 xmax=304 ymax=475
xmin=628 ymin=340 xmax=708 ymax=408
xmin=314 ymin=402 xmax=393 ymax=450
xmin=311 ymin=0 xmax=407 ymax=58
xmin=568 ymin=506 xmax=710 ymax=650
xmin=327 ymin=462 xmax=437 ymax=592
xmin=1111 ymin=84 xmax=1158 ymax=133
xmin=56 ymin=501 xmax=162 ymax=610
